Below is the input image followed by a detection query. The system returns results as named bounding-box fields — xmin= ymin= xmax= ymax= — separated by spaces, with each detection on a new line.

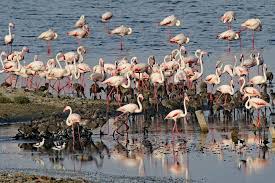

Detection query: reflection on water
xmin=0 ymin=118 xmax=275 ymax=183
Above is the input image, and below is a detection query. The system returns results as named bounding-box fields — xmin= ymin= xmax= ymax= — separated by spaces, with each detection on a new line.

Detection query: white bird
xmin=170 ymin=33 xmax=190 ymax=47
xmin=52 ymin=142 xmax=66 ymax=151
xmin=160 ymin=15 xmax=181 ymax=27
xmin=249 ymin=64 xmax=267 ymax=85
xmin=110 ymin=25 xmax=133 ymax=50
xmin=165 ymin=94 xmax=189 ymax=133
xmin=241 ymin=18 xmax=262 ymax=49
xmin=220 ymin=11 xmax=236 ymax=28
xmin=38 ymin=29 xmax=58 ymax=55
xmin=101 ymin=11 xmax=113 ymax=22
xmin=4 ymin=22 xmax=15 ymax=53
xmin=74 ymin=15 xmax=86 ymax=28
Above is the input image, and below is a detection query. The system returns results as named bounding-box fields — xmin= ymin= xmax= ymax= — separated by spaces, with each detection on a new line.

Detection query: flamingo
xmin=165 ymin=94 xmax=189 ymax=133
xmin=4 ymin=22 xmax=15 ymax=53
xmin=74 ymin=15 xmax=86 ymax=28
xmin=240 ymin=53 xmax=256 ymax=68
xmin=114 ymin=94 xmax=144 ymax=136
xmin=220 ymin=11 xmax=236 ymax=29
xmin=150 ymin=67 xmax=165 ymax=111
xmin=170 ymin=33 xmax=190 ymax=47
xmin=67 ymin=24 xmax=90 ymax=45
xmin=33 ymin=138 xmax=45 ymax=148
xmin=63 ymin=46 xmax=86 ymax=64
xmin=189 ymin=50 xmax=208 ymax=82
xmin=222 ymin=64 xmax=234 ymax=78
xmin=160 ymin=15 xmax=181 ymax=27
xmin=7 ymin=46 xmax=29 ymax=62
xmin=217 ymin=29 xmax=240 ymax=52
xmin=38 ymin=29 xmax=58 ymax=55
xmin=241 ymin=18 xmax=262 ymax=49
xmin=233 ymin=55 xmax=248 ymax=77
xmin=63 ymin=106 xmax=82 ymax=150
xmin=239 ymin=77 xmax=261 ymax=99
xmin=110 ymin=25 xmax=132 ymax=50
xmin=77 ymin=62 xmax=91 ymax=87
xmin=101 ymin=11 xmax=113 ymax=22
xmin=249 ymin=64 xmax=267 ymax=85
xmin=245 ymin=96 xmax=270 ymax=128
xmin=102 ymin=71 xmax=131 ymax=105
xmin=216 ymin=79 xmax=234 ymax=104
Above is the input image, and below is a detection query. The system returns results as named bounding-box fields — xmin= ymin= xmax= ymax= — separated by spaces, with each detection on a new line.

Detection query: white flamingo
xmin=4 ymin=22 xmax=15 ymax=53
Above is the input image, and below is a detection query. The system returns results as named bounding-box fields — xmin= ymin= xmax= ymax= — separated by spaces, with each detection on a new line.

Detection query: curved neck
xmin=160 ymin=68 xmax=164 ymax=82
xmin=198 ymin=55 xmax=203 ymax=76
xmin=239 ymin=78 xmax=245 ymax=94
xmin=66 ymin=107 xmax=73 ymax=126
xmin=136 ymin=96 xmax=143 ymax=113
xmin=122 ymin=73 xmax=131 ymax=88
xmin=8 ymin=25 xmax=11 ymax=35
xmin=245 ymin=97 xmax=251 ymax=109
xmin=0 ymin=53 xmax=5 ymax=68
xmin=55 ymin=53 xmax=63 ymax=69
xmin=263 ymin=65 xmax=266 ymax=81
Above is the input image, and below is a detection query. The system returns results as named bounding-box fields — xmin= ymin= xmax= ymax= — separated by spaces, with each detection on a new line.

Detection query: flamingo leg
xmin=77 ymin=125 xmax=82 ymax=149
xmin=252 ymin=31 xmax=255 ymax=50
xmin=72 ymin=126 xmax=75 ymax=151
xmin=47 ymin=41 xmax=51 ymax=56
xmin=257 ymin=110 xmax=260 ymax=128
xmin=120 ymin=37 xmax=123 ymax=50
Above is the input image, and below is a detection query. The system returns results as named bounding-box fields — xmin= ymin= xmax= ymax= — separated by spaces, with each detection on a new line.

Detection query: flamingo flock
xmin=0 ymin=11 xmax=273 ymax=139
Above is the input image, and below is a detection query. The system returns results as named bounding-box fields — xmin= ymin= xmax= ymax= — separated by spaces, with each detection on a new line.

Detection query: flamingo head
xmin=63 ymin=106 xmax=71 ymax=112
xmin=184 ymin=94 xmax=190 ymax=102
xmin=9 ymin=22 xmax=15 ymax=28
xmin=22 ymin=46 xmax=29 ymax=53
xmin=57 ymin=52 xmax=65 ymax=61
xmin=137 ymin=94 xmax=144 ymax=101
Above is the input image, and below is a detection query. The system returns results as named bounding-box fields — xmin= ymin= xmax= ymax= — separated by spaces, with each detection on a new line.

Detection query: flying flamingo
xmin=216 ymin=80 xmax=234 ymax=104
xmin=165 ymin=94 xmax=189 ymax=133
xmin=239 ymin=77 xmax=261 ymax=99
xmin=170 ymin=33 xmax=190 ymax=48
xmin=67 ymin=24 xmax=90 ymax=45
xmin=220 ymin=11 xmax=236 ymax=29
xmin=245 ymin=96 xmax=270 ymax=128
xmin=63 ymin=106 xmax=82 ymax=150
xmin=249 ymin=64 xmax=267 ymax=85
xmin=38 ymin=29 xmax=58 ymax=56
xmin=110 ymin=25 xmax=132 ymax=50
xmin=217 ymin=29 xmax=240 ymax=52
xmin=241 ymin=18 xmax=262 ymax=49
xmin=114 ymin=94 xmax=144 ymax=137
xmin=101 ymin=11 xmax=113 ymax=32
xmin=4 ymin=22 xmax=15 ymax=53
xmin=74 ymin=15 xmax=86 ymax=28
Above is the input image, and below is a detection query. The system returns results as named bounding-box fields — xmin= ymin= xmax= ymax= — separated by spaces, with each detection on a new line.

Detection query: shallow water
xmin=0 ymin=117 xmax=275 ymax=182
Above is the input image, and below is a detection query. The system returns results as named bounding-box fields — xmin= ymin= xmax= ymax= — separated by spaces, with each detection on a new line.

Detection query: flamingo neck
xmin=245 ymin=97 xmax=251 ymax=109
xmin=136 ymin=96 xmax=143 ymax=113
xmin=55 ymin=53 xmax=63 ymax=69
xmin=198 ymin=55 xmax=203 ymax=77
xmin=66 ymin=107 xmax=73 ymax=126
xmin=122 ymin=72 xmax=131 ymax=88
xmin=263 ymin=65 xmax=266 ymax=81
xmin=160 ymin=68 xmax=164 ymax=83
xmin=240 ymin=78 xmax=245 ymax=94
xmin=8 ymin=25 xmax=11 ymax=36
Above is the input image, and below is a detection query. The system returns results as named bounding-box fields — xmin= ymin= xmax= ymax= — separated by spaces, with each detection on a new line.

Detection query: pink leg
xmin=72 ymin=126 xmax=75 ymax=151
xmin=47 ymin=41 xmax=51 ymax=56
xmin=120 ymin=37 xmax=123 ymax=50
xmin=252 ymin=31 xmax=255 ymax=50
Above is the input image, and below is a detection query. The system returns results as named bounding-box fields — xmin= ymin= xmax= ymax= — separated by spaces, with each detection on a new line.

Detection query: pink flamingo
xmin=160 ymin=15 xmax=181 ymax=27
xmin=4 ymin=22 xmax=15 ymax=53
xmin=67 ymin=24 xmax=90 ymax=45
xmin=241 ymin=18 xmax=262 ymax=49
xmin=114 ymin=94 xmax=144 ymax=137
xmin=245 ymin=96 xmax=270 ymax=128
xmin=77 ymin=62 xmax=91 ymax=87
xmin=63 ymin=46 xmax=86 ymax=64
xmin=101 ymin=11 xmax=113 ymax=33
xmin=38 ymin=29 xmax=58 ymax=55
xmin=165 ymin=94 xmax=189 ymax=133
xmin=249 ymin=64 xmax=267 ymax=85
xmin=233 ymin=56 xmax=248 ymax=77
xmin=150 ymin=67 xmax=164 ymax=111
xmin=239 ymin=77 xmax=261 ymax=99
xmin=63 ymin=106 xmax=82 ymax=150
xmin=7 ymin=46 xmax=29 ymax=62
xmin=102 ymin=71 xmax=131 ymax=106
xmin=110 ymin=25 xmax=132 ymax=50
xmin=220 ymin=11 xmax=236 ymax=29
xmin=170 ymin=33 xmax=190 ymax=47
xmin=216 ymin=80 xmax=234 ymax=104
xmin=217 ymin=29 xmax=240 ymax=52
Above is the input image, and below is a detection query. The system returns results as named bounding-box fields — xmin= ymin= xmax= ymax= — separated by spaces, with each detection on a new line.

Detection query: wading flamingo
xmin=63 ymin=106 xmax=81 ymax=150
xmin=38 ymin=29 xmax=58 ymax=55
xmin=4 ymin=22 xmax=15 ymax=53
xmin=165 ymin=94 xmax=189 ymax=133
xmin=170 ymin=33 xmax=190 ymax=48
xmin=217 ymin=29 xmax=240 ymax=52
xmin=74 ymin=15 xmax=86 ymax=28
xmin=114 ymin=94 xmax=144 ymax=137
xmin=110 ymin=25 xmax=132 ymax=50
xmin=241 ymin=18 xmax=262 ymax=49
xmin=220 ymin=11 xmax=236 ymax=29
